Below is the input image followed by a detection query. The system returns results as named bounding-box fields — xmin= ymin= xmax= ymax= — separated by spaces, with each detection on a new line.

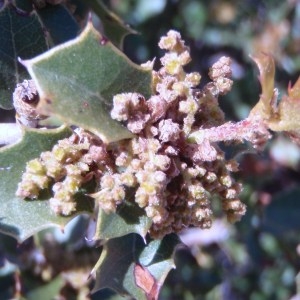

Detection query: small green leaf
xmin=35 ymin=3 xmax=80 ymax=46
xmin=85 ymin=0 xmax=136 ymax=48
xmin=0 ymin=126 xmax=88 ymax=242
xmin=0 ymin=4 xmax=48 ymax=109
xmin=93 ymin=233 xmax=180 ymax=300
xmin=94 ymin=200 xmax=152 ymax=240
xmin=22 ymin=21 xmax=152 ymax=143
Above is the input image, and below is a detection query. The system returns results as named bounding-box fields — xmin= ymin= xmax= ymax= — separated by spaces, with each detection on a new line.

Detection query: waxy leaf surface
xmin=23 ymin=22 xmax=152 ymax=143
xmin=93 ymin=233 xmax=180 ymax=300
xmin=0 ymin=126 xmax=92 ymax=242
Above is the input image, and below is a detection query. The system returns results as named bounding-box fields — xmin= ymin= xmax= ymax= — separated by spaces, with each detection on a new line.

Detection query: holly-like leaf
xmin=94 ymin=200 xmax=152 ymax=241
xmin=22 ymin=21 xmax=152 ymax=143
xmin=85 ymin=0 xmax=136 ymax=48
xmin=93 ymin=233 xmax=181 ymax=300
xmin=0 ymin=4 xmax=48 ymax=109
xmin=249 ymin=53 xmax=276 ymax=120
xmin=0 ymin=126 xmax=92 ymax=242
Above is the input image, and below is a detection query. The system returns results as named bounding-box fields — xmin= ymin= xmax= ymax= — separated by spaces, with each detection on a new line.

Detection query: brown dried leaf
xmin=134 ymin=264 xmax=159 ymax=300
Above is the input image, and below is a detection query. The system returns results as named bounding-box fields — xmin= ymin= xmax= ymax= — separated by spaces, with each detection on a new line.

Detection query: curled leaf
xmin=249 ymin=53 xmax=277 ymax=120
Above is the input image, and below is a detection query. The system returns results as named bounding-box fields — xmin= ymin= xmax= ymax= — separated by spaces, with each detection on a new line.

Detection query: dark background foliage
xmin=1 ymin=0 xmax=300 ymax=299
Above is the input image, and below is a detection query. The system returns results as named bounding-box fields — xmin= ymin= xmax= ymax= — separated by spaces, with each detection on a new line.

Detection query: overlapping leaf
xmin=93 ymin=233 xmax=181 ymax=300
xmin=35 ymin=3 xmax=80 ymax=46
xmin=94 ymin=200 xmax=152 ymax=241
xmin=0 ymin=2 xmax=83 ymax=110
xmin=0 ymin=126 xmax=93 ymax=242
xmin=22 ymin=21 xmax=152 ymax=143
xmin=249 ymin=53 xmax=276 ymax=120
xmin=85 ymin=0 xmax=136 ymax=48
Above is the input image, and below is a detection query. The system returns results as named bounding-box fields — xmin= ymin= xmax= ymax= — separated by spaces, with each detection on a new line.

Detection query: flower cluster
xmin=16 ymin=129 xmax=112 ymax=215
xmin=17 ymin=30 xmax=247 ymax=238
xmin=108 ymin=30 xmax=246 ymax=237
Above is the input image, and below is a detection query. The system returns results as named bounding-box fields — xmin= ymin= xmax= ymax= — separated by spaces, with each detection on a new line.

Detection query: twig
xmin=188 ymin=118 xmax=271 ymax=148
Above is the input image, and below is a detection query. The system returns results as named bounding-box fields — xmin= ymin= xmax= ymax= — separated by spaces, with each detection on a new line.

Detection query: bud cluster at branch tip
xmin=17 ymin=30 xmax=251 ymax=238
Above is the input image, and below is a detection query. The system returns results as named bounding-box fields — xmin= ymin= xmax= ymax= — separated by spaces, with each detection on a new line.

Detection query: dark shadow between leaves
xmin=117 ymin=200 xmax=147 ymax=225
xmin=23 ymin=180 xmax=95 ymax=213
xmin=23 ymin=188 xmax=52 ymax=202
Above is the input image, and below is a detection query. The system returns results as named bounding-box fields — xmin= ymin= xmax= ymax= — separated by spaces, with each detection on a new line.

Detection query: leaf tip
xmin=288 ymin=77 xmax=300 ymax=99
xmin=18 ymin=57 xmax=29 ymax=68
xmin=87 ymin=11 xmax=93 ymax=24
xmin=250 ymin=52 xmax=275 ymax=79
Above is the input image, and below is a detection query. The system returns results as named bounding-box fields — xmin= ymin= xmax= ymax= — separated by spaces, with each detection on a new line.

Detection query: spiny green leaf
xmin=85 ymin=0 xmax=136 ymax=48
xmin=94 ymin=200 xmax=152 ymax=241
xmin=22 ymin=21 xmax=152 ymax=143
xmin=0 ymin=126 xmax=91 ymax=242
xmin=93 ymin=233 xmax=181 ymax=300
xmin=0 ymin=4 xmax=48 ymax=109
